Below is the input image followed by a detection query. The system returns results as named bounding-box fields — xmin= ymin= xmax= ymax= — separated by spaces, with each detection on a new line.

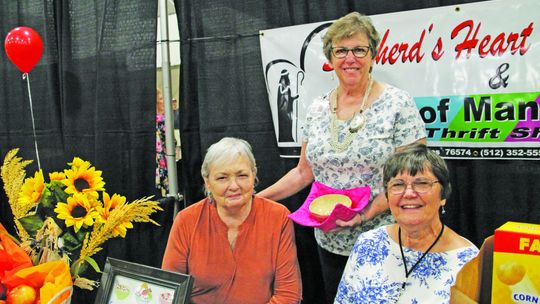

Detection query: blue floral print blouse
xmin=334 ymin=226 xmax=479 ymax=304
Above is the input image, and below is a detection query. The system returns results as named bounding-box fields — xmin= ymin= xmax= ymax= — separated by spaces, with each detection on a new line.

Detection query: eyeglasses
xmin=331 ymin=46 xmax=371 ymax=59
xmin=387 ymin=178 xmax=440 ymax=195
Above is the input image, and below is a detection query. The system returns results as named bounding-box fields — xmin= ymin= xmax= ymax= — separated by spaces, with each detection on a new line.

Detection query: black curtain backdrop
xmin=1 ymin=1 xmax=539 ymax=304
xmin=174 ymin=0 xmax=540 ymax=303
xmin=0 ymin=1 xmax=167 ymax=303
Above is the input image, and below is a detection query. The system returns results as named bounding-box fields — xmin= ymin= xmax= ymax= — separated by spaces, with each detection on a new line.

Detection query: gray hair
xmin=201 ymin=137 xmax=258 ymax=195
xmin=322 ymin=12 xmax=380 ymax=62
xmin=383 ymin=143 xmax=451 ymax=199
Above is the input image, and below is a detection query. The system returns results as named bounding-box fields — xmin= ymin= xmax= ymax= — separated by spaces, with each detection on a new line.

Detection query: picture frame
xmin=94 ymin=257 xmax=193 ymax=304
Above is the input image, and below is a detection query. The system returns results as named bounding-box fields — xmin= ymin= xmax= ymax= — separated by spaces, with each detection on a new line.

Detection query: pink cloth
xmin=288 ymin=181 xmax=371 ymax=232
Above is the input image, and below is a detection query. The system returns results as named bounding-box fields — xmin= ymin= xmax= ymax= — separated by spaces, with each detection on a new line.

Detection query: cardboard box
xmin=492 ymin=222 xmax=540 ymax=303
xmin=450 ymin=236 xmax=494 ymax=304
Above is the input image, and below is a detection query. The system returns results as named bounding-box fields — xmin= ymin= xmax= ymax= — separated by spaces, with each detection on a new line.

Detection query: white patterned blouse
xmin=303 ymin=84 xmax=426 ymax=255
xmin=334 ymin=226 xmax=479 ymax=304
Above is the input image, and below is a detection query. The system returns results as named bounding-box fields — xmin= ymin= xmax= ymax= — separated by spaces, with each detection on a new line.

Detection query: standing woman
xmin=162 ymin=137 xmax=302 ymax=303
xmin=258 ymin=12 xmax=426 ymax=302
xmin=155 ymin=88 xmax=169 ymax=197
xmin=155 ymin=88 xmax=180 ymax=197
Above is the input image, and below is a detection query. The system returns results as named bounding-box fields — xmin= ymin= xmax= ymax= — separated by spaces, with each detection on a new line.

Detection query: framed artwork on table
xmin=94 ymin=257 xmax=193 ymax=304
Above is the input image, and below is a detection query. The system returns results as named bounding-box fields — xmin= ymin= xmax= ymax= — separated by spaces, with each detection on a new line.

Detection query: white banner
xmin=260 ymin=0 xmax=540 ymax=159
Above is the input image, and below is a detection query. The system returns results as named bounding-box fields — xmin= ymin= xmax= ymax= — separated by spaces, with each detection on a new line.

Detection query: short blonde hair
xmin=322 ymin=12 xmax=380 ymax=61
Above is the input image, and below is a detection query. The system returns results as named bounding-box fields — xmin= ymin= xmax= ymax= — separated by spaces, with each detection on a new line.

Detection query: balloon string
xmin=22 ymin=73 xmax=41 ymax=171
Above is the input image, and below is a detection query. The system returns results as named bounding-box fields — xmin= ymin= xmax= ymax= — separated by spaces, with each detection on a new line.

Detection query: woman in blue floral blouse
xmin=335 ymin=143 xmax=479 ymax=304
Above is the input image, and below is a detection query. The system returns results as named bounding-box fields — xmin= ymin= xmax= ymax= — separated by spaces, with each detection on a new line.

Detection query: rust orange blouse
xmin=162 ymin=196 xmax=302 ymax=304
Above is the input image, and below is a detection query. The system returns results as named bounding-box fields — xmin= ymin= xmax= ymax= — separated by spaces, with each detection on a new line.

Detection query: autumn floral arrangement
xmin=0 ymin=149 xmax=162 ymax=304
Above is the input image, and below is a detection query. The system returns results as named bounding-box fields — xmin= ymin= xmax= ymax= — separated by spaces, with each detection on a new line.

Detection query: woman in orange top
xmin=162 ymin=137 xmax=302 ymax=303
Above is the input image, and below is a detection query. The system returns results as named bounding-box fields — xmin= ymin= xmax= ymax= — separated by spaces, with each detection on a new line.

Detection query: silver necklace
xmin=329 ymin=76 xmax=373 ymax=152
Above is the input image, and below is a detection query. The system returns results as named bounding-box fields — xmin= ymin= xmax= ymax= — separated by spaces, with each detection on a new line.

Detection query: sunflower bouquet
xmin=0 ymin=149 xmax=162 ymax=302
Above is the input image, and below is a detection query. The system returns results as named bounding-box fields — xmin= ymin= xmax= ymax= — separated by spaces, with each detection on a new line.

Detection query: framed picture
xmin=94 ymin=257 xmax=193 ymax=304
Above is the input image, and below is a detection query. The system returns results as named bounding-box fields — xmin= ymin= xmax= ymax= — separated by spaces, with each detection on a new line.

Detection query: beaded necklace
xmin=329 ymin=76 xmax=373 ymax=152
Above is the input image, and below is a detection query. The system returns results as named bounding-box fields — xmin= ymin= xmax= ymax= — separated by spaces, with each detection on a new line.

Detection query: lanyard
xmin=398 ymin=224 xmax=445 ymax=289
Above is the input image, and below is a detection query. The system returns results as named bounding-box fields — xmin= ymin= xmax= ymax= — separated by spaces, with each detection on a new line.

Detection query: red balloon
xmin=4 ymin=26 xmax=44 ymax=73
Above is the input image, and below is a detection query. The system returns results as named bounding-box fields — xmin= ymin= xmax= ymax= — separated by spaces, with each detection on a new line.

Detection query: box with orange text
xmin=492 ymin=221 xmax=540 ymax=303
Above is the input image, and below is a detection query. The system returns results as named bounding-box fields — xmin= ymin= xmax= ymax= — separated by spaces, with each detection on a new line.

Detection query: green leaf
xmin=39 ymin=186 xmax=54 ymax=209
xmin=61 ymin=232 xmax=83 ymax=251
xmin=75 ymin=229 xmax=88 ymax=242
xmin=51 ymin=181 xmax=69 ymax=202
xmin=18 ymin=214 xmax=44 ymax=237
xmin=84 ymin=257 xmax=102 ymax=273
xmin=59 ymin=225 xmax=89 ymax=251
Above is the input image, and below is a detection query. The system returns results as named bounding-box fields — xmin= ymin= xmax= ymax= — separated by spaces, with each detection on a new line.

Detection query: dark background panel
xmin=2 ymin=1 xmax=539 ymax=304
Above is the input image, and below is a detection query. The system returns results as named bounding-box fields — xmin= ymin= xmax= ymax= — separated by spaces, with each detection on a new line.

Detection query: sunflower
xmin=111 ymin=219 xmax=133 ymax=238
xmin=54 ymin=193 xmax=99 ymax=233
xmin=70 ymin=157 xmax=91 ymax=170
xmin=1 ymin=149 xmax=164 ymax=291
xmin=62 ymin=160 xmax=105 ymax=198
xmin=49 ymin=171 xmax=66 ymax=181
xmin=17 ymin=169 xmax=45 ymax=207
xmin=97 ymin=192 xmax=133 ymax=237
xmin=98 ymin=192 xmax=126 ymax=219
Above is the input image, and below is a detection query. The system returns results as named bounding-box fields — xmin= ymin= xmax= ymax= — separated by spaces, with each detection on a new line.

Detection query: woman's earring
xmin=205 ymin=189 xmax=214 ymax=201
xmin=331 ymin=73 xmax=335 ymax=81
xmin=441 ymin=205 xmax=446 ymax=215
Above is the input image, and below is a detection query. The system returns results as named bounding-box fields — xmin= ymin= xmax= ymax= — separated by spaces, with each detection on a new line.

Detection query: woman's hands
xmin=335 ymin=212 xmax=364 ymax=228
xmin=332 ymin=192 xmax=388 ymax=231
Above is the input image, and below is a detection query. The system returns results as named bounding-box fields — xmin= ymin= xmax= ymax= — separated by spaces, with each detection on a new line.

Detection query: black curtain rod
xmin=157 ymin=32 xmax=262 ymax=43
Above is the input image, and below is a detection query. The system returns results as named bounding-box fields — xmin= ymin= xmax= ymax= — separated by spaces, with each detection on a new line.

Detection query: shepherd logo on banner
xmin=261 ymin=22 xmax=334 ymax=157
xmin=260 ymin=0 xmax=540 ymax=160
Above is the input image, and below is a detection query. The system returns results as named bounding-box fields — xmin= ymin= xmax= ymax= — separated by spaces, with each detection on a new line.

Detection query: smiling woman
xmin=383 ymin=144 xmax=451 ymax=229
xmin=201 ymin=138 xmax=257 ymax=216
xmin=162 ymin=137 xmax=302 ymax=304
xmin=257 ymin=12 xmax=427 ymax=303
xmin=334 ymin=143 xmax=479 ymax=304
